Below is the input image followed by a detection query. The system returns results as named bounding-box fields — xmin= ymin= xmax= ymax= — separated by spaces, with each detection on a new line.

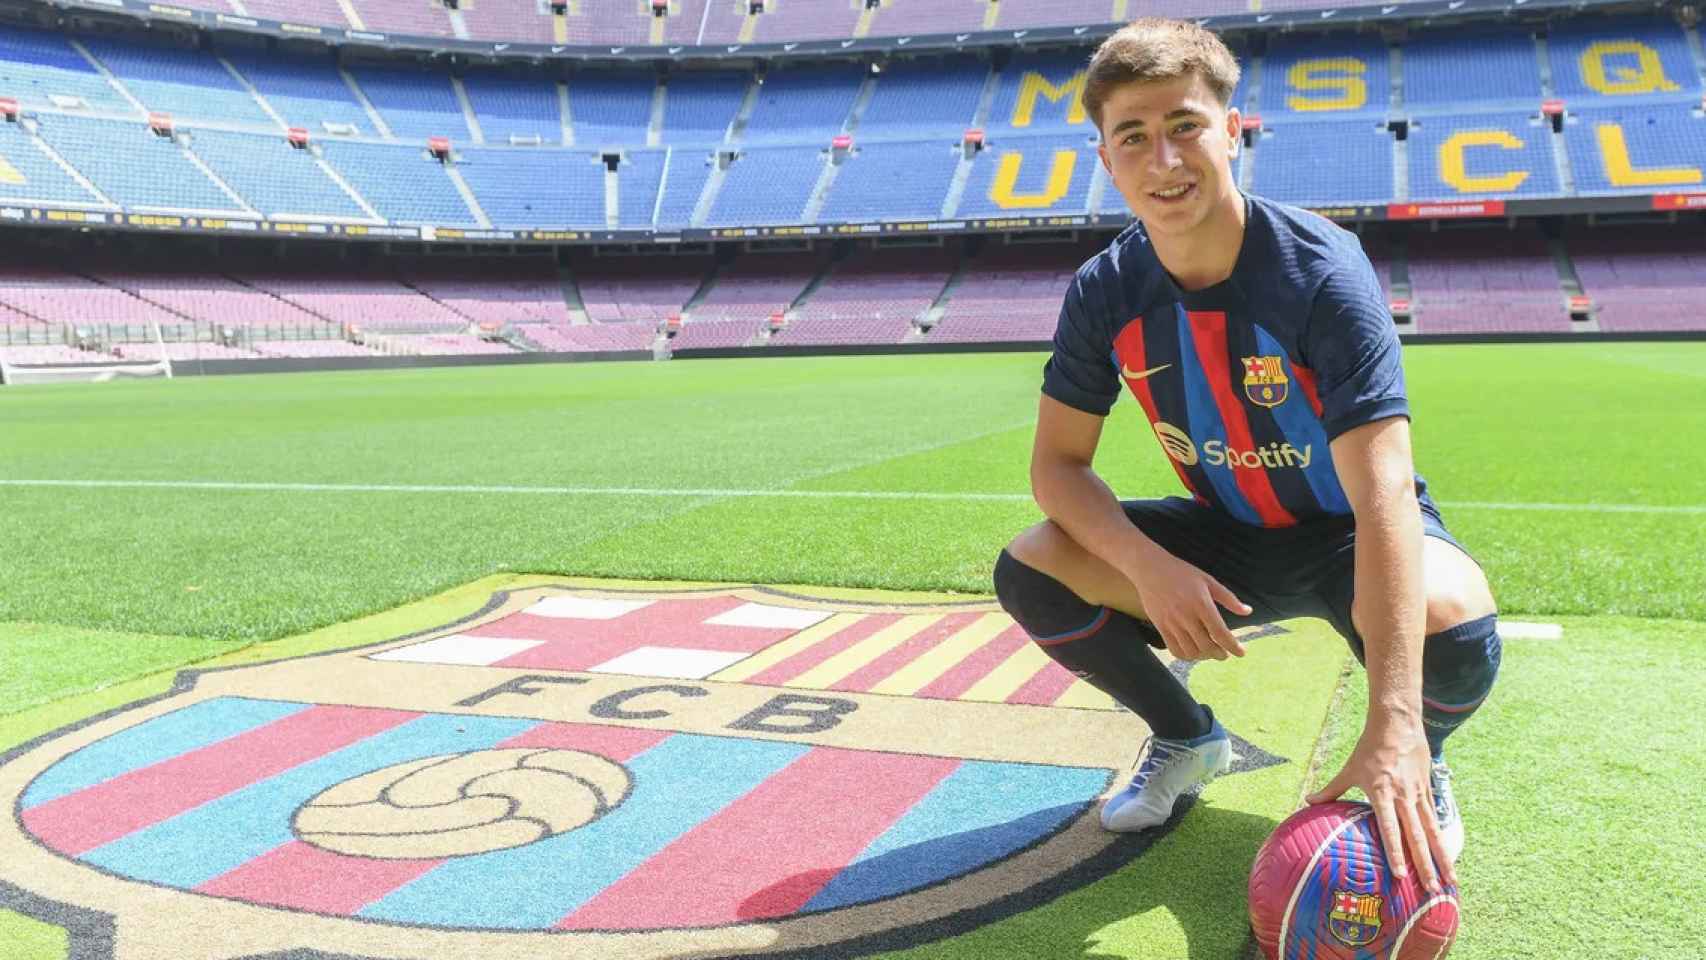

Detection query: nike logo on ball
xmin=1121 ymin=363 xmax=1172 ymax=381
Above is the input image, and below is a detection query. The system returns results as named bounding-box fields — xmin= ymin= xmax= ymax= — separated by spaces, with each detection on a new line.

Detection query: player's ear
xmin=1097 ymin=141 xmax=1112 ymax=177
xmin=1225 ymin=106 xmax=1241 ymax=159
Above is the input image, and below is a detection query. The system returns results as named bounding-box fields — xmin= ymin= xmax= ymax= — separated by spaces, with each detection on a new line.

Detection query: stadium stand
xmin=1546 ymin=17 xmax=1703 ymax=104
xmin=691 ymin=250 xmax=828 ymax=322
xmin=925 ymin=240 xmax=1087 ymax=343
xmin=706 ymin=145 xmax=826 ymax=226
xmin=668 ymin=317 xmax=767 ymax=351
xmin=1569 ymin=225 xmax=1706 ymax=333
xmin=1407 ymin=112 xmax=1562 ymax=201
xmin=517 ymin=319 xmax=657 ymax=352
xmin=0 ymin=27 xmax=137 ymax=115
xmin=76 ymin=36 xmax=272 ymax=126
xmin=1253 ymin=118 xmax=1395 ymax=206
xmin=956 ymin=134 xmax=1098 ymax=218
xmin=1406 ymin=227 xmax=1571 ymax=333
xmin=573 ymin=253 xmax=710 ymax=324
xmin=353 ymin=0 xmax=455 ymax=39
xmin=616 ymin=150 xmax=666 ymax=229
xmin=233 ymin=266 xmax=472 ymax=331
xmin=184 ymin=129 xmax=373 ymax=220
xmin=1261 ymin=33 xmax=1390 ymax=118
xmin=33 ymin=115 xmax=247 ymax=213
xmin=242 ymin=0 xmax=349 ymax=28
xmin=0 ymin=263 xmax=185 ymax=327
xmin=455 ymin=146 xmax=606 ymax=228
xmin=795 ymin=246 xmax=954 ymax=327
xmin=568 ymin=71 xmax=655 ymax=147
xmin=86 ymin=266 xmax=331 ymax=328
xmin=345 ymin=63 xmax=468 ymax=140
xmin=1563 ymin=102 xmax=1706 ymax=196
xmin=562 ymin=0 xmax=706 ymax=47
xmin=660 ymin=71 xmax=747 ymax=145
xmin=819 ymin=140 xmax=961 ymax=223
xmin=0 ymin=119 xmax=107 ymax=207
xmin=653 ymin=148 xmax=718 ymax=228
xmin=700 ymin=0 xmax=864 ymax=46
xmin=460 ymin=70 xmax=562 ymax=144
xmin=1402 ymin=26 xmax=1543 ymax=111
xmin=857 ymin=57 xmax=988 ymax=137
xmin=463 ymin=0 xmax=555 ymax=44
xmin=223 ymin=50 xmax=374 ymax=134
xmin=742 ymin=63 xmax=865 ymax=144
xmin=394 ymin=256 xmax=574 ymax=326
xmin=315 ymin=139 xmax=479 ymax=225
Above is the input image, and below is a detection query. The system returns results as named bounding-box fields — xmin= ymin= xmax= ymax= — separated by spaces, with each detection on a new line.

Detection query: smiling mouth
xmin=1150 ymin=183 xmax=1197 ymax=203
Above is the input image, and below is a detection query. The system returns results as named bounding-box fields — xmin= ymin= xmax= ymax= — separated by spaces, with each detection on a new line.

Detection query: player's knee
xmin=1425 ymin=579 xmax=1496 ymax=635
xmin=1003 ymin=519 xmax=1067 ymax=571
xmin=993 ymin=547 xmax=1099 ymax=640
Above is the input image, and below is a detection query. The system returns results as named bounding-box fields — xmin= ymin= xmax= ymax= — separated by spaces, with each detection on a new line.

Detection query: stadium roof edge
xmin=0 ymin=0 xmax=1669 ymax=67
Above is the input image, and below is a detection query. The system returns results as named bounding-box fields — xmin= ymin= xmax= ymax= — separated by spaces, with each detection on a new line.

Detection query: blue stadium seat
xmin=185 ymin=129 xmax=369 ymax=220
xmin=462 ymin=71 xmax=561 ymax=144
xmin=571 ymin=71 xmax=655 ymax=147
xmin=78 ymin=36 xmax=271 ymax=126
xmin=986 ymin=52 xmax=1096 ymax=133
xmin=956 ymin=134 xmax=1097 ymax=218
xmin=224 ymin=50 xmax=372 ymax=134
xmin=654 ymin=148 xmax=715 ymax=228
xmin=617 ymin=150 xmax=665 ymax=228
xmin=859 ymin=57 xmax=988 ymax=138
xmin=1407 ymin=112 xmax=1561 ymax=200
xmin=819 ymin=140 xmax=960 ymax=223
xmin=318 ymin=140 xmax=478 ymax=225
xmin=1260 ymin=35 xmax=1391 ymax=118
xmin=1251 ymin=118 xmax=1393 ymax=205
xmin=34 ymin=116 xmax=244 ymax=212
xmin=457 ymin=147 xmax=606 ymax=228
xmin=1404 ymin=27 xmax=1543 ymax=112
xmin=1563 ymin=102 xmax=1706 ymax=195
xmin=348 ymin=65 xmax=469 ymax=141
xmin=742 ymin=64 xmax=864 ymax=143
xmin=0 ymin=27 xmax=134 ymax=114
xmin=0 ymin=119 xmax=106 ymax=206
xmin=660 ymin=71 xmax=747 ymax=145
xmin=707 ymin=145 xmax=825 ymax=225
xmin=1547 ymin=18 xmax=1703 ymax=105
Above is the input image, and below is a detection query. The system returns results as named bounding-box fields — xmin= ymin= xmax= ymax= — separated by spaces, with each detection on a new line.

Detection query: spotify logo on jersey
xmin=1153 ymin=422 xmax=1199 ymax=466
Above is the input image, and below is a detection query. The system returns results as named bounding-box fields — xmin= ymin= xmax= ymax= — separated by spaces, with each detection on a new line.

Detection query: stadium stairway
xmin=450 ymin=76 xmax=485 ymax=145
xmin=442 ymin=158 xmax=493 ymax=228
xmin=341 ymin=66 xmax=395 ymax=138
xmin=66 ymin=38 xmax=148 ymax=117
xmin=556 ymin=263 xmax=590 ymax=325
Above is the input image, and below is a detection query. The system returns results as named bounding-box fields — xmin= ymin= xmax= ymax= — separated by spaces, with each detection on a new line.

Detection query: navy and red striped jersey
xmin=1042 ymin=193 xmax=1433 ymax=528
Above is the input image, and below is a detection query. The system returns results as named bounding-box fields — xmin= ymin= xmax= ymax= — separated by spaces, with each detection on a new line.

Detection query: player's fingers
xmin=1306 ymin=768 xmax=1349 ymax=805
xmin=1186 ymin=616 xmax=1228 ymax=660
xmin=1419 ymin=790 xmax=1458 ymax=886
xmin=1158 ymin=618 xmax=1198 ymax=662
xmin=1198 ymin=598 xmax=1246 ymax=659
xmin=1373 ymin=795 xmax=1410 ymax=881
xmin=1206 ymin=577 xmax=1254 ymax=617
xmin=1400 ymin=795 xmax=1442 ymax=894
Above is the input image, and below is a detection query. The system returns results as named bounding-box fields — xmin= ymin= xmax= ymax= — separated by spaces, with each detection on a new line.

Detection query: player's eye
xmin=1124 ymin=132 xmax=1145 ymax=145
xmin=1173 ymin=122 xmax=1200 ymax=136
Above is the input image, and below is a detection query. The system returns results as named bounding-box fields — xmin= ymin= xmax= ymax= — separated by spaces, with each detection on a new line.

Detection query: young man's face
xmin=1096 ymin=72 xmax=1241 ymax=239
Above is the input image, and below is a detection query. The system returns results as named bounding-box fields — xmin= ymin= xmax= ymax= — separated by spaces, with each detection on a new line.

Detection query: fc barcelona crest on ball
xmin=1328 ymin=889 xmax=1384 ymax=946
xmin=1242 ymin=355 xmax=1290 ymax=408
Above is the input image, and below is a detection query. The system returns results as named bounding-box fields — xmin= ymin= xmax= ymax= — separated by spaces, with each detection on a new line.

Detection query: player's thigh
xmin=1003 ymin=497 xmax=1257 ymax=623
xmin=1342 ymin=533 xmax=1498 ymax=644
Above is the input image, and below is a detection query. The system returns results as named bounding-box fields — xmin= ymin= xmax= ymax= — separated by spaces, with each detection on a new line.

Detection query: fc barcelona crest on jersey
xmin=1328 ymin=889 xmax=1384 ymax=946
xmin=1242 ymin=355 xmax=1290 ymax=408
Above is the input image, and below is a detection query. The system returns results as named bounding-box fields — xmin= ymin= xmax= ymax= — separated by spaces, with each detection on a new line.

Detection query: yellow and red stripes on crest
xmin=712 ymin=611 xmax=1116 ymax=710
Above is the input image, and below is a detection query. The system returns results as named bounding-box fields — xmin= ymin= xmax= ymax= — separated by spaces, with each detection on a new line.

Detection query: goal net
xmin=0 ymin=323 xmax=174 ymax=386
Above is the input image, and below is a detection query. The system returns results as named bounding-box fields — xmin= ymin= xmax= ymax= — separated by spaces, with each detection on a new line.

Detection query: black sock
xmin=1422 ymin=613 xmax=1502 ymax=760
xmin=993 ymin=549 xmax=1210 ymax=740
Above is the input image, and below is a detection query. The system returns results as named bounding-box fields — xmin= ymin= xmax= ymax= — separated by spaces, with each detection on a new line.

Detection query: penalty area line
xmin=1 ymin=479 xmax=1705 ymax=515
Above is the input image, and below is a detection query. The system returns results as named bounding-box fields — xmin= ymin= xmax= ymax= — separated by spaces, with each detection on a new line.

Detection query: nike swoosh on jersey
xmin=1121 ymin=363 xmax=1172 ymax=381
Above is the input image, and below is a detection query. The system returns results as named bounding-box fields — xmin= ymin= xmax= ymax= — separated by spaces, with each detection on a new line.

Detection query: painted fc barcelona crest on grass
xmin=0 ymin=580 xmax=1295 ymax=960
xmin=1242 ymin=355 xmax=1291 ymax=408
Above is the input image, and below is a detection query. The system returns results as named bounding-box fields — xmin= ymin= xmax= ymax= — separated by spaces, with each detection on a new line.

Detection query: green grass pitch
xmin=1 ymin=342 xmax=1703 ymax=958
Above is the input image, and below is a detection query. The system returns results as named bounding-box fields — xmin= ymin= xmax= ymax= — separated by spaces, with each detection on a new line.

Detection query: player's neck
xmin=1149 ymin=190 xmax=1248 ymax=293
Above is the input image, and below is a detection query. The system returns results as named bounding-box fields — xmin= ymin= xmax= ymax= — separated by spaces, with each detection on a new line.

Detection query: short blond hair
xmin=1082 ymin=18 xmax=1242 ymax=130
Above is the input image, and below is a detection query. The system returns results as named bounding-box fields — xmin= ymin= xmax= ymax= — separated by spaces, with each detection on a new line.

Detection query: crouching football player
xmin=992 ymin=19 xmax=1501 ymax=896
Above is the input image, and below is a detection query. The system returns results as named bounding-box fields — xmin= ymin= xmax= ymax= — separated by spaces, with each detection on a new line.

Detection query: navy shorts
xmin=1120 ymin=496 xmax=1474 ymax=657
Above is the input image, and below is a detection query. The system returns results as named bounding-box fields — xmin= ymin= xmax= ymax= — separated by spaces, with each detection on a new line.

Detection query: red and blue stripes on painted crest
xmin=1251 ymin=324 xmax=1352 ymax=517
xmin=1177 ymin=306 xmax=1295 ymax=527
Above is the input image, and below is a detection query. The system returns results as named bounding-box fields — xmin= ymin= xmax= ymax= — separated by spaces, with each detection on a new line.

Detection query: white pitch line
xmin=2 ymin=478 xmax=1705 ymax=515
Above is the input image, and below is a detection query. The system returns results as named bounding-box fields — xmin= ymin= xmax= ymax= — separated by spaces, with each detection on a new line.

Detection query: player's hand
xmin=1128 ymin=549 xmax=1252 ymax=661
xmin=1306 ymin=720 xmax=1456 ymax=894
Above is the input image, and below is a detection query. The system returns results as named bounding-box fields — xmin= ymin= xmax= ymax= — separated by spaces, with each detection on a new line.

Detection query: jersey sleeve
xmin=1040 ymin=271 xmax=1120 ymax=417
xmin=1301 ymin=252 xmax=1409 ymax=441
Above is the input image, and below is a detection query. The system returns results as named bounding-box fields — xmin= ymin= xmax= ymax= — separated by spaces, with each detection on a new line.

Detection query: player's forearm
xmin=1031 ymin=455 xmax=1160 ymax=581
xmin=1354 ymin=485 xmax=1427 ymax=729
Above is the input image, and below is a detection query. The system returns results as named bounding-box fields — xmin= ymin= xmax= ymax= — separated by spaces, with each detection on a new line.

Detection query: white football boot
xmin=1100 ymin=710 xmax=1232 ymax=833
xmin=1431 ymin=758 xmax=1465 ymax=866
